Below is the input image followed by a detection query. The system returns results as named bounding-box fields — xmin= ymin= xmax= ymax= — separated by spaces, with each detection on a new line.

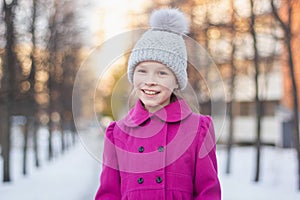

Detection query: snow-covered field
xmin=1 ymin=123 xmax=300 ymax=200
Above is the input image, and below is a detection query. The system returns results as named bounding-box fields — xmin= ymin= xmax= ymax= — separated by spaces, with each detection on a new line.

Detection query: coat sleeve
xmin=193 ymin=116 xmax=221 ymax=200
xmin=95 ymin=122 xmax=122 ymax=200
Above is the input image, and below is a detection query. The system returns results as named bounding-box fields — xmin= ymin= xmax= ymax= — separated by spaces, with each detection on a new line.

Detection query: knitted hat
xmin=127 ymin=8 xmax=189 ymax=90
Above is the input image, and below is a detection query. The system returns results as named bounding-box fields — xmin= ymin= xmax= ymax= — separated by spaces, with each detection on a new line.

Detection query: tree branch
xmin=288 ymin=0 xmax=293 ymax=29
xmin=271 ymin=0 xmax=287 ymax=30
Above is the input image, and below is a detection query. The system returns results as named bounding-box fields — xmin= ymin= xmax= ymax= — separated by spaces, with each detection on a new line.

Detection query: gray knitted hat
xmin=127 ymin=8 xmax=189 ymax=90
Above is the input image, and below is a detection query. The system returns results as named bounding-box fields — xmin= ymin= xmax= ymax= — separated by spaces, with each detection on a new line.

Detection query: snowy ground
xmin=0 ymin=126 xmax=101 ymax=200
xmin=218 ymin=146 xmax=300 ymax=200
xmin=0 ymin=144 xmax=100 ymax=200
xmin=1 ymin=123 xmax=300 ymax=200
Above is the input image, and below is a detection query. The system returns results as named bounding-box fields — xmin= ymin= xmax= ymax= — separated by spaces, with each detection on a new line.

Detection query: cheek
xmin=133 ymin=74 xmax=142 ymax=88
xmin=163 ymin=79 xmax=178 ymax=89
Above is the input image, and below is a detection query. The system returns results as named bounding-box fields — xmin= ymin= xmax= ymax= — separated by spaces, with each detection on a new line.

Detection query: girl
xmin=95 ymin=8 xmax=221 ymax=200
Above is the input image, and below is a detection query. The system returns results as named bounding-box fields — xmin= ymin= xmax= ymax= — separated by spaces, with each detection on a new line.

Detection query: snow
xmin=218 ymin=146 xmax=300 ymax=200
xmin=1 ymin=125 xmax=300 ymax=200
xmin=0 ymin=127 xmax=101 ymax=200
xmin=0 ymin=144 xmax=100 ymax=200
xmin=216 ymin=116 xmax=282 ymax=145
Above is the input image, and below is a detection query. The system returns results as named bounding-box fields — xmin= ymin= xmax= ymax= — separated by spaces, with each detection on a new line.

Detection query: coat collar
xmin=121 ymin=97 xmax=192 ymax=127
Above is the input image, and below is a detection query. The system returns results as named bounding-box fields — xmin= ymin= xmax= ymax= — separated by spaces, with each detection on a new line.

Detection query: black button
xmin=156 ymin=176 xmax=162 ymax=183
xmin=158 ymin=146 xmax=164 ymax=152
xmin=138 ymin=146 xmax=144 ymax=153
xmin=138 ymin=177 xmax=144 ymax=184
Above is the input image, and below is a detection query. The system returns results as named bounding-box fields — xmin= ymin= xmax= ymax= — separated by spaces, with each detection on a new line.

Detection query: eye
xmin=136 ymin=69 xmax=146 ymax=73
xmin=159 ymin=71 xmax=168 ymax=75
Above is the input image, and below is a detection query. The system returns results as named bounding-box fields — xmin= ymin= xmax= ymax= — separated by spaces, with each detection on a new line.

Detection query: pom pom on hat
xmin=127 ymin=8 xmax=189 ymax=90
xmin=149 ymin=8 xmax=189 ymax=34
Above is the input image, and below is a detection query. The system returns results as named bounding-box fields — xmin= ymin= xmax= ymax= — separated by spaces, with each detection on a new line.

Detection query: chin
xmin=142 ymin=101 xmax=160 ymax=108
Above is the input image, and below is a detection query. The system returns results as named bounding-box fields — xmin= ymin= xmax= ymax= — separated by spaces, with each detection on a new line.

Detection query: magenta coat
xmin=95 ymin=98 xmax=221 ymax=200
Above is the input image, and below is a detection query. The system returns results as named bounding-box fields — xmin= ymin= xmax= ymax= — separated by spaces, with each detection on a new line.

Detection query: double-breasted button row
xmin=138 ymin=146 xmax=164 ymax=153
xmin=137 ymin=176 xmax=163 ymax=184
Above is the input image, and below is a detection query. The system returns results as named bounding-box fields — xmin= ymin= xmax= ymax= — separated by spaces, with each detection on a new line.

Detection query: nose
xmin=145 ymin=81 xmax=157 ymax=86
xmin=144 ymin=73 xmax=157 ymax=86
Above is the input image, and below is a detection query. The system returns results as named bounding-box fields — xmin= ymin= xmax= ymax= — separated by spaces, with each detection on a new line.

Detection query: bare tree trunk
xmin=22 ymin=117 xmax=29 ymax=175
xmin=71 ymin=118 xmax=76 ymax=145
xmin=1 ymin=0 xmax=19 ymax=182
xmin=250 ymin=0 xmax=263 ymax=182
xmin=226 ymin=47 xmax=236 ymax=174
xmin=32 ymin=119 xmax=40 ymax=167
xmin=226 ymin=0 xmax=237 ymax=174
xmin=60 ymin=116 xmax=65 ymax=153
xmin=29 ymin=0 xmax=40 ymax=167
xmin=285 ymin=6 xmax=300 ymax=191
xmin=286 ymin=28 xmax=300 ymax=190
xmin=47 ymin=83 xmax=54 ymax=160
xmin=0 ymin=121 xmax=2 ymax=158
xmin=271 ymin=0 xmax=300 ymax=190
xmin=0 ymin=104 xmax=11 ymax=182
xmin=47 ymin=114 xmax=53 ymax=160
xmin=46 ymin=0 xmax=60 ymax=160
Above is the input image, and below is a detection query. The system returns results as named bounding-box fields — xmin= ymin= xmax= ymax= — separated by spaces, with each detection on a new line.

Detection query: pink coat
xmin=95 ymin=98 xmax=221 ymax=200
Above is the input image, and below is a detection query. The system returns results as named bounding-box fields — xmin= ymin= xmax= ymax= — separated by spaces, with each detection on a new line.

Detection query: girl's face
xmin=133 ymin=61 xmax=178 ymax=113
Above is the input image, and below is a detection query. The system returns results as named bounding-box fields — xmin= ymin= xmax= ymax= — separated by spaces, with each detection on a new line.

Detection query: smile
xmin=142 ymin=89 xmax=160 ymax=95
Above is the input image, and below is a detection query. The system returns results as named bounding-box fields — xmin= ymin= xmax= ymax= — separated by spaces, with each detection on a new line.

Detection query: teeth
xmin=143 ymin=90 xmax=157 ymax=95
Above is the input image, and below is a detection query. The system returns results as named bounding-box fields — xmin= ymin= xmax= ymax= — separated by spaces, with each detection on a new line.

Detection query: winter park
xmin=1 ymin=0 xmax=300 ymax=200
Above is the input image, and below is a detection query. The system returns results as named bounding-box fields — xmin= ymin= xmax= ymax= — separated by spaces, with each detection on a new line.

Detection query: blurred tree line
xmin=1 ymin=0 xmax=300 ymax=191
xmin=97 ymin=0 xmax=300 ymax=190
xmin=0 ymin=0 xmax=88 ymax=182
xmin=155 ymin=0 xmax=300 ymax=189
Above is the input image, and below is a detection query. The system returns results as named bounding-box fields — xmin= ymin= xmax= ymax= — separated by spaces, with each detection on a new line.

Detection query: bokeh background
xmin=1 ymin=0 xmax=300 ymax=199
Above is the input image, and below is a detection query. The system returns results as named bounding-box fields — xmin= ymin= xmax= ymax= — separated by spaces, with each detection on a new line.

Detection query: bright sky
xmin=87 ymin=0 xmax=149 ymax=44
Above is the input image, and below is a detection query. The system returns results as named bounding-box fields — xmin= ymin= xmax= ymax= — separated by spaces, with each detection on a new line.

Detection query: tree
xmin=226 ymin=0 xmax=237 ymax=174
xmin=1 ymin=0 xmax=19 ymax=182
xmin=250 ymin=0 xmax=263 ymax=182
xmin=271 ymin=0 xmax=300 ymax=190
xmin=21 ymin=0 xmax=41 ymax=173
xmin=1 ymin=0 xmax=87 ymax=181
xmin=29 ymin=0 xmax=40 ymax=168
